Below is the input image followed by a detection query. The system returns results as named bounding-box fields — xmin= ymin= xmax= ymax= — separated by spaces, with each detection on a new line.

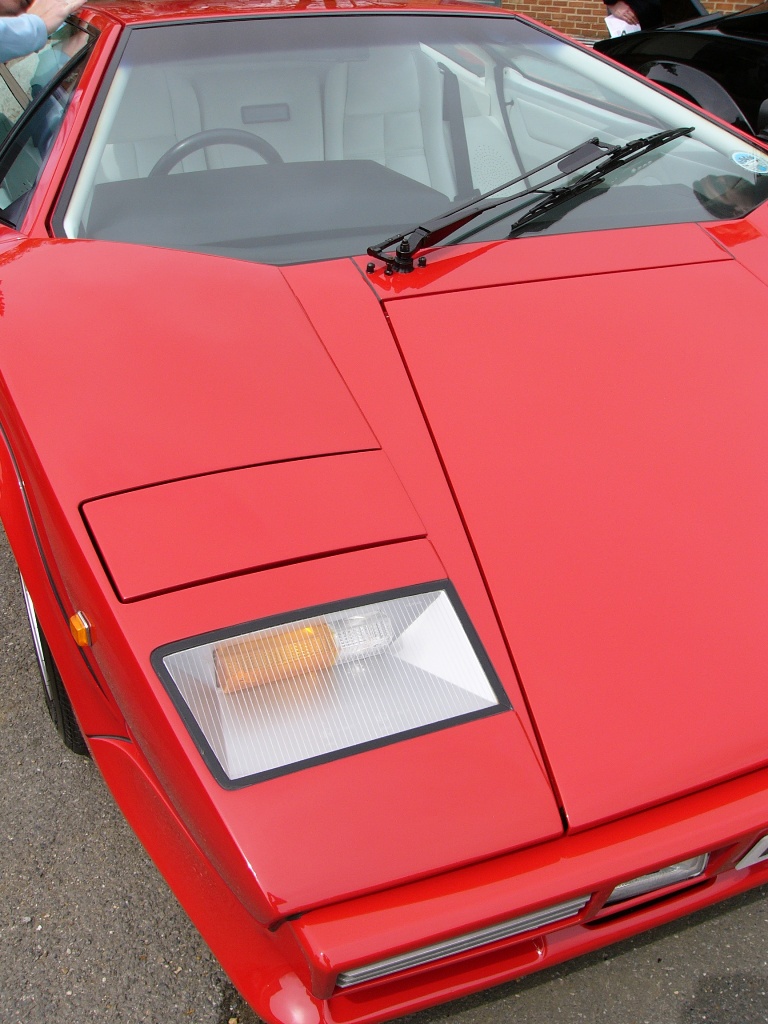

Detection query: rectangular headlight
xmin=153 ymin=583 xmax=509 ymax=785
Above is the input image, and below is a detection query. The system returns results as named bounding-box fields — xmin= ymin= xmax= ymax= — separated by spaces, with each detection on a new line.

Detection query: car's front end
xmin=3 ymin=3 xmax=768 ymax=1022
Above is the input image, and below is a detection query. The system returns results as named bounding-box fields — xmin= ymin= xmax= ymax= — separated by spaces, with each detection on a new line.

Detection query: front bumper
xmin=286 ymin=764 xmax=768 ymax=1022
xmin=91 ymin=733 xmax=768 ymax=1024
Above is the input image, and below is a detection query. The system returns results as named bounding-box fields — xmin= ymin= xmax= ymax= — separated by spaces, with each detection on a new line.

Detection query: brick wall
xmin=505 ymin=0 xmax=755 ymax=40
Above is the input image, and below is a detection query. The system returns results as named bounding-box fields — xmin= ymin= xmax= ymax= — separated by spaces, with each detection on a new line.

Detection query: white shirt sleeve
xmin=0 ymin=14 xmax=48 ymax=64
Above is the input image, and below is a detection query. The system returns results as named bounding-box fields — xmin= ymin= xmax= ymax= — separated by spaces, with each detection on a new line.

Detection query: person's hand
xmin=606 ymin=1 xmax=639 ymax=24
xmin=27 ymin=0 xmax=85 ymax=33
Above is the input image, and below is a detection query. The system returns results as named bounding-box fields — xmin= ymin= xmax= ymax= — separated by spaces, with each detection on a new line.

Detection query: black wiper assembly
xmin=366 ymin=127 xmax=694 ymax=274
xmin=505 ymin=126 xmax=694 ymax=238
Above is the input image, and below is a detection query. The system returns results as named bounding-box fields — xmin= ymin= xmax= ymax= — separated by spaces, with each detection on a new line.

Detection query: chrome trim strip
xmin=336 ymin=895 xmax=589 ymax=988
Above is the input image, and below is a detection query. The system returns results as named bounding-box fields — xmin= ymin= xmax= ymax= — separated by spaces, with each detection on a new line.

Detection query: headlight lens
xmin=154 ymin=583 xmax=508 ymax=785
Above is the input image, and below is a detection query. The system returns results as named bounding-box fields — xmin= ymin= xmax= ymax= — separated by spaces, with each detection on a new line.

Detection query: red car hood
xmin=366 ymin=221 xmax=768 ymax=829
xmin=3 ymin=221 xmax=768 ymax=910
xmin=0 ymin=238 xmax=377 ymax=506
xmin=0 ymin=236 xmax=563 ymax=915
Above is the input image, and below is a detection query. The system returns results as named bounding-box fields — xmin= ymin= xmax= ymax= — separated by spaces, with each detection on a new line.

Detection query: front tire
xmin=19 ymin=574 xmax=89 ymax=756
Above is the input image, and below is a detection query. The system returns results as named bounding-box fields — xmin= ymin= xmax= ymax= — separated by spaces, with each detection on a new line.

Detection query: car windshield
xmin=61 ymin=12 xmax=768 ymax=265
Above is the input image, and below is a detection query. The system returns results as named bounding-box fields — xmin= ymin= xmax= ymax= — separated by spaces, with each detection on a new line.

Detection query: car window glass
xmin=0 ymin=24 xmax=91 ymax=225
xmin=3 ymin=23 xmax=88 ymax=116
xmin=507 ymin=49 xmax=606 ymax=100
xmin=60 ymin=13 xmax=768 ymax=265
xmin=0 ymin=78 xmax=23 ymax=150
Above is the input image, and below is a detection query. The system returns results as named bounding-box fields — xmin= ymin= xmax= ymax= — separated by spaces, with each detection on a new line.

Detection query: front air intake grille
xmin=336 ymin=895 xmax=589 ymax=988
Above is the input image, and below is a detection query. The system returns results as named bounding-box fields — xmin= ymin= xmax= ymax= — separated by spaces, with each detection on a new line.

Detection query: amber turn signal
xmin=214 ymin=622 xmax=338 ymax=693
xmin=69 ymin=611 xmax=92 ymax=647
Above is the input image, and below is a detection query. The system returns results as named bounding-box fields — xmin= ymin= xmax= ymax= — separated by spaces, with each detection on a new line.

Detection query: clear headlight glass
xmin=154 ymin=584 xmax=509 ymax=785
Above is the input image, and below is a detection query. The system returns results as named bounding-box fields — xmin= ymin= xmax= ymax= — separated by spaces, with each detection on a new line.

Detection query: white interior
xmin=61 ymin=19 xmax=767 ymax=256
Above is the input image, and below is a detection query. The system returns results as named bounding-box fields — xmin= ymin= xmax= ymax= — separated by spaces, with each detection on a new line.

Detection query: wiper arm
xmin=366 ymin=136 xmax=623 ymax=274
xmin=506 ymin=126 xmax=694 ymax=238
xmin=366 ymin=127 xmax=693 ymax=274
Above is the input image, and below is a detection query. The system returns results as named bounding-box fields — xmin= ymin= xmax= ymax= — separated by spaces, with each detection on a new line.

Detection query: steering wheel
xmin=149 ymin=129 xmax=283 ymax=176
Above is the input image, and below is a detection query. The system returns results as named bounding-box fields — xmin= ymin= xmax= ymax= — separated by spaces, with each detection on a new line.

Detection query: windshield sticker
xmin=732 ymin=152 xmax=768 ymax=175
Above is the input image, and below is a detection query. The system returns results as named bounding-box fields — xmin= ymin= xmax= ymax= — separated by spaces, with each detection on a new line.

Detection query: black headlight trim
xmin=151 ymin=579 xmax=512 ymax=789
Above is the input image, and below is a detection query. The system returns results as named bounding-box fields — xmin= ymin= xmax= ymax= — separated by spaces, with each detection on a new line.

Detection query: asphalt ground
xmin=1 ymin=526 xmax=768 ymax=1024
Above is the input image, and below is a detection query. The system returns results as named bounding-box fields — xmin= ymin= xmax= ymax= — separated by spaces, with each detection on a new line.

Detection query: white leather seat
xmin=457 ymin=82 xmax=521 ymax=195
xmin=98 ymin=67 xmax=198 ymax=180
xmin=323 ymin=47 xmax=456 ymax=197
xmin=176 ymin=63 xmax=326 ymax=168
xmin=97 ymin=48 xmax=518 ymax=201
xmin=98 ymin=61 xmax=326 ymax=181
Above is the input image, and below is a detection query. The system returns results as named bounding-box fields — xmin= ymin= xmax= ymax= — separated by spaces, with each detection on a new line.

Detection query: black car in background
xmin=595 ymin=1 xmax=768 ymax=139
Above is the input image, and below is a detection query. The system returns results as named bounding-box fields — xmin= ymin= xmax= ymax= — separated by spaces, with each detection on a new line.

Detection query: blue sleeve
xmin=0 ymin=14 xmax=48 ymax=64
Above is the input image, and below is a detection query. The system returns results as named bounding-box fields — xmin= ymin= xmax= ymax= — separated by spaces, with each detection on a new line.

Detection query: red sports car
xmin=2 ymin=2 xmax=768 ymax=1021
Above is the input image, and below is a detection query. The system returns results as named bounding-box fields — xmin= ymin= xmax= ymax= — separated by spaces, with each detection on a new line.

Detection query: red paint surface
xmin=0 ymin=240 xmax=376 ymax=502
xmin=386 ymin=255 xmax=768 ymax=827
xmin=83 ymin=452 xmax=424 ymax=599
xmin=2 ymin=4 xmax=768 ymax=1020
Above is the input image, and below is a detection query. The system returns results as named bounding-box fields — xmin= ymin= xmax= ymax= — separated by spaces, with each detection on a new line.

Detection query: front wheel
xmin=19 ymin=574 xmax=89 ymax=756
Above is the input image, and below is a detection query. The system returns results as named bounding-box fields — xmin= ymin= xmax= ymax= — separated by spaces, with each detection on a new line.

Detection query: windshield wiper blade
xmin=366 ymin=127 xmax=693 ymax=273
xmin=506 ymin=126 xmax=694 ymax=238
xmin=366 ymin=136 xmax=622 ymax=274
